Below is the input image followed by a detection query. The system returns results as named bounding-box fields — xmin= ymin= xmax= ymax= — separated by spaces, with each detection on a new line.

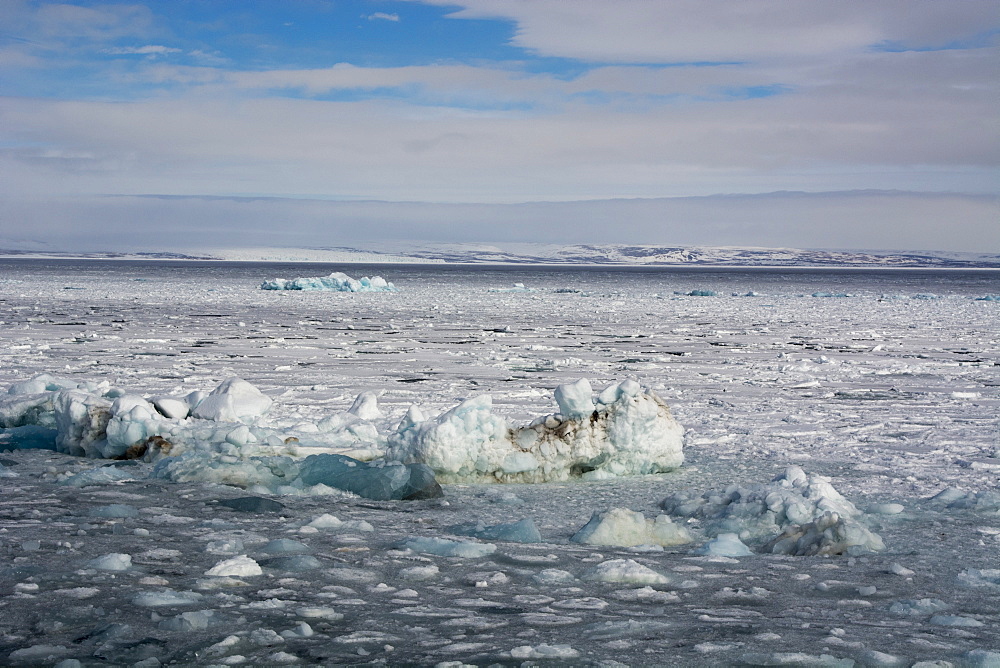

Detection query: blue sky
xmin=1 ymin=0 xmax=998 ymax=252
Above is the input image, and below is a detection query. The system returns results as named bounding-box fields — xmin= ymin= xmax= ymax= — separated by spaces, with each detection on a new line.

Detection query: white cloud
xmin=365 ymin=12 xmax=400 ymax=22
xmin=103 ymin=45 xmax=182 ymax=56
xmin=426 ymin=0 xmax=1000 ymax=63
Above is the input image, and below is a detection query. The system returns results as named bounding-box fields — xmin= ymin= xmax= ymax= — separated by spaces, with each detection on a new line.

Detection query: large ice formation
xmin=661 ymin=466 xmax=885 ymax=555
xmin=385 ymin=378 xmax=684 ymax=482
xmin=0 ymin=374 xmax=686 ymax=494
xmin=0 ymin=374 xmax=381 ymax=463
xmin=260 ymin=272 xmax=396 ymax=292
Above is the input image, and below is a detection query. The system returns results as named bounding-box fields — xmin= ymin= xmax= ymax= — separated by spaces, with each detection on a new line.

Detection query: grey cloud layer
xmin=3 ymin=192 xmax=996 ymax=253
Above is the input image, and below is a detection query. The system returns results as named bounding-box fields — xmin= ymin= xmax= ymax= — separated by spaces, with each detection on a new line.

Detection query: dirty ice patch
xmin=261 ymin=272 xmax=396 ymax=292
xmin=385 ymin=378 xmax=684 ymax=483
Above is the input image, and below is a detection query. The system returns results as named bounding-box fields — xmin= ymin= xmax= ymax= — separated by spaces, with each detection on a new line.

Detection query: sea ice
xmin=449 ymin=518 xmax=542 ymax=543
xmin=260 ymin=271 xmax=396 ymax=292
xmin=763 ymin=511 xmax=885 ymax=556
xmin=297 ymin=453 xmax=442 ymax=500
xmin=402 ymin=537 xmax=497 ymax=558
xmin=87 ymin=553 xmax=132 ymax=571
xmin=581 ymin=558 xmax=670 ymax=585
xmin=204 ymin=555 xmax=263 ymax=577
xmin=693 ymin=532 xmax=753 ymax=557
xmin=957 ymin=568 xmax=1000 ymax=589
xmin=661 ymin=466 xmax=883 ymax=554
xmin=889 ymin=598 xmax=949 ymax=616
xmin=190 ymin=377 xmax=272 ymax=423
xmin=571 ymin=507 xmax=692 ymax=547
xmin=510 ymin=644 xmax=580 ymax=659
xmin=385 ymin=378 xmax=684 ymax=483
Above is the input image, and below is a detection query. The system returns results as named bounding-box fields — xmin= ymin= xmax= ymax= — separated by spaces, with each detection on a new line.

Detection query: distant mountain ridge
xmin=2 ymin=243 xmax=999 ymax=268
xmin=341 ymin=243 xmax=1000 ymax=267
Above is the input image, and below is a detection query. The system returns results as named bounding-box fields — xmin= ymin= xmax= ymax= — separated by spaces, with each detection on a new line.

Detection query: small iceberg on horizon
xmin=261 ymin=271 xmax=396 ymax=292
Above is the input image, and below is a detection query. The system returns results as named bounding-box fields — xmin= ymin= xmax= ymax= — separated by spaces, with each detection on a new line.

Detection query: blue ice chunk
xmin=449 ymin=518 xmax=542 ymax=543
xmin=88 ymin=504 xmax=140 ymax=518
xmin=403 ymin=536 xmax=496 ymax=557
xmin=59 ymin=466 xmax=136 ymax=487
xmin=975 ymin=295 xmax=1000 ymax=301
xmin=674 ymin=289 xmax=717 ymax=296
xmin=694 ymin=533 xmax=753 ymax=557
xmin=298 ymin=453 xmax=442 ymax=501
xmin=812 ymin=292 xmax=851 ymax=298
xmin=261 ymin=555 xmax=322 ymax=572
xmin=0 ymin=426 xmax=58 ymax=451
xmin=261 ymin=539 xmax=310 ymax=554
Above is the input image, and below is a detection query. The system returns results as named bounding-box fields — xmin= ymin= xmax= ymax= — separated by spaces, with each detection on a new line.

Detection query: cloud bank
xmin=0 ymin=1 xmax=997 ymax=252
xmin=3 ymin=191 xmax=996 ymax=254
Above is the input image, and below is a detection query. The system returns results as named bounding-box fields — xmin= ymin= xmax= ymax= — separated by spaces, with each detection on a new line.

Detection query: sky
xmin=0 ymin=0 xmax=998 ymax=253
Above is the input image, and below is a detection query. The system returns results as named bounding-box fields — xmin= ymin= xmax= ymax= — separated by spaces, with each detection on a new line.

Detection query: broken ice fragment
xmin=581 ymin=559 xmax=669 ymax=585
xmin=449 ymin=518 xmax=542 ymax=543
xmin=191 ymin=378 xmax=272 ymax=423
xmin=205 ymin=555 xmax=263 ymax=577
xmin=571 ymin=507 xmax=692 ymax=547
xmin=693 ymin=533 xmax=753 ymax=557
xmin=402 ymin=537 xmax=497 ymax=558
xmin=298 ymin=453 xmax=442 ymax=501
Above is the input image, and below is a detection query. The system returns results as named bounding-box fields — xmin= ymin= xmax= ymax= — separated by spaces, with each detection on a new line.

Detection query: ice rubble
xmin=661 ymin=466 xmax=885 ymax=556
xmin=571 ymin=507 xmax=692 ymax=547
xmin=385 ymin=378 xmax=684 ymax=483
xmin=260 ymin=271 xmax=396 ymax=292
xmin=0 ymin=373 xmax=684 ymax=496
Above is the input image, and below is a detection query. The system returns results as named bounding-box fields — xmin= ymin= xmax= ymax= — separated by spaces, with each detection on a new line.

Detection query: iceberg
xmin=385 ymin=378 xmax=684 ymax=483
xmin=260 ymin=272 xmax=396 ymax=292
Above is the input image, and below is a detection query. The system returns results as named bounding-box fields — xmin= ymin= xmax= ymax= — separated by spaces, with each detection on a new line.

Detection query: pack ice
xmin=260 ymin=271 xmax=396 ymax=291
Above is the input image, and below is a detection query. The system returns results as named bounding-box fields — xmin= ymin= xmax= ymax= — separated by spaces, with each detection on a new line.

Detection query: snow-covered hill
xmin=3 ymin=243 xmax=999 ymax=267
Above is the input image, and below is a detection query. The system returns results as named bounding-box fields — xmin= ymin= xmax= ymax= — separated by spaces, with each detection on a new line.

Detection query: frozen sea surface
xmin=0 ymin=259 xmax=998 ymax=667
